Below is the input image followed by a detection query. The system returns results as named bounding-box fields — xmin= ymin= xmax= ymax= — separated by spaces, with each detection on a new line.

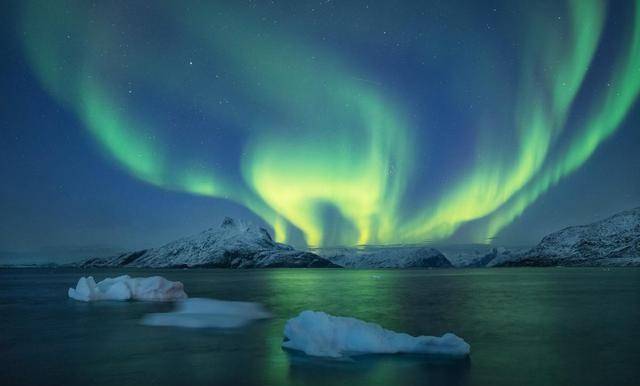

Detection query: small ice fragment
xmin=141 ymin=298 xmax=271 ymax=328
xmin=282 ymin=310 xmax=470 ymax=358
xmin=68 ymin=275 xmax=187 ymax=302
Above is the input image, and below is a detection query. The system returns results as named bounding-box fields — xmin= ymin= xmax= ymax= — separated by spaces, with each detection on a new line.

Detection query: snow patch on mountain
xmin=317 ymin=246 xmax=453 ymax=268
xmin=80 ymin=217 xmax=338 ymax=268
xmin=497 ymin=207 xmax=640 ymax=266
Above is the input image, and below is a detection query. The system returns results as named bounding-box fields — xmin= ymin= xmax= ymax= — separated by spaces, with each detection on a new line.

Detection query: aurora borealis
xmin=2 ymin=0 xmax=640 ymax=255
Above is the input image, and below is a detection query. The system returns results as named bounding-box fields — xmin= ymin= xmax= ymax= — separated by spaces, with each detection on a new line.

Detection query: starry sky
xmin=1 ymin=0 xmax=640 ymax=262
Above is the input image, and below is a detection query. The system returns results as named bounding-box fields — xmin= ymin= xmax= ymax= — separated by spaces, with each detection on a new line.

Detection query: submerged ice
xmin=282 ymin=311 xmax=470 ymax=358
xmin=67 ymin=275 xmax=187 ymax=302
xmin=141 ymin=297 xmax=272 ymax=328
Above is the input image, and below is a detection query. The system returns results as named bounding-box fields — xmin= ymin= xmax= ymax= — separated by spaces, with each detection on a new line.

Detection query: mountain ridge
xmin=496 ymin=207 xmax=640 ymax=267
xmin=80 ymin=217 xmax=338 ymax=268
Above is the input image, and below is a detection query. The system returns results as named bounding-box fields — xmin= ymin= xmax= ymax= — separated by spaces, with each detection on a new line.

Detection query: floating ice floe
xmin=141 ymin=298 xmax=272 ymax=328
xmin=68 ymin=275 xmax=187 ymax=302
xmin=282 ymin=311 xmax=470 ymax=358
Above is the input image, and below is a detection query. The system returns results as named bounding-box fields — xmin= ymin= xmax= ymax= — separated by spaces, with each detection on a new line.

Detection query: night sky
xmin=1 ymin=0 xmax=640 ymax=262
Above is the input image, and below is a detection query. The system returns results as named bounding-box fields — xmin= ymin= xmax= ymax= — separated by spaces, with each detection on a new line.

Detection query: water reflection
xmin=259 ymin=269 xmax=407 ymax=384
xmin=1 ymin=268 xmax=639 ymax=386
xmin=286 ymin=351 xmax=470 ymax=386
xmin=260 ymin=269 xmax=472 ymax=385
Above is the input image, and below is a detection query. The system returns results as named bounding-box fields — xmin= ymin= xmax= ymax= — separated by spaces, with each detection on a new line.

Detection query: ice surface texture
xmin=68 ymin=275 xmax=187 ymax=302
xmin=141 ymin=298 xmax=272 ymax=328
xmin=282 ymin=311 xmax=470 ymax=358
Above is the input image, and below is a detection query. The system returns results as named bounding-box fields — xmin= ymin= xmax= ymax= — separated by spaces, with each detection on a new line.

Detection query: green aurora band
xmin=20 ymin=0 xmax=640 ymax=247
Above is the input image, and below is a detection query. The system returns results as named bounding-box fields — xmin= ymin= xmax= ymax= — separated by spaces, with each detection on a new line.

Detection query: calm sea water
xmin=1 ymin=268 xmax=639 ymax=386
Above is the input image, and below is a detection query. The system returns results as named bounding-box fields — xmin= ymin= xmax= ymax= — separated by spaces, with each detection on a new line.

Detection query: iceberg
xmin=282 ymin=311 xmax=470 ymax=358
xmin=67 ymin=275 xmax=187 ymax=302
xmin=141 ymin=297 xmax=271 ymax=328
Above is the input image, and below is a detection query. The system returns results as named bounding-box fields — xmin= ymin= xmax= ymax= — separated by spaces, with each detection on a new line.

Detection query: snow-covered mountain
xmin=77 ymin=207 xmax=640 ymax=269
xmin=436 ymin=244 xmax=495 ymax=267
xmin=317 ymin=246 xmax=453 ymax=268
xmin=80 ymin=217 xmax=338 ymax=268
xmin=497 ymin=207 xmax=640 ymax=267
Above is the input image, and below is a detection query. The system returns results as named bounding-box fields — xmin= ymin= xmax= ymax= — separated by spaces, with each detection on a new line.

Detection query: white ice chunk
xmin=68 ymin=275 xmax=187 ymax=302
xmin=282 ymin=310 xmax=470 ymax=358
xmin=141 ymin=297 xmax=271 ymax=328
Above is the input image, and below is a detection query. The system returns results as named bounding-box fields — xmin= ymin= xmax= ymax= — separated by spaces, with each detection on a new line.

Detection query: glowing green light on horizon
xmin=398 ymin=0 xmax=606 ymax=242
xmin=483 ymin=0 xmax=640 ymax=239
xmin=20 ymin=0 xmax=640 ymax=247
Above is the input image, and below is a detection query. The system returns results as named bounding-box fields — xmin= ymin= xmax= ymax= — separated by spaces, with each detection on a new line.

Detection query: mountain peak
xmin=221 ymin=216 xmax=236 ymax=228
xmin=80 ymin=217 xmax=336 ymax=268
xmin=215 ymin=217 xmax=273 ymax=243
xmin=498 ymin=205 xmax=640 ymax=266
